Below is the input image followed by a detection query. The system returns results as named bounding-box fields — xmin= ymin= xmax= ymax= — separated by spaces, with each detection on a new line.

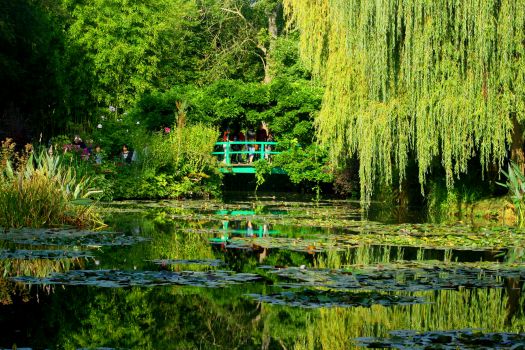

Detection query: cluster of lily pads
xmin=4 ymin=199 xmax=525 ymax=312
xmin=247 ymin=290 xmax=424 ymax=308
xmin=150 ymin=259 xmax=226 ymax=267
xmin=0 ymin=249 xmax=93 ymax=260
xmin=261 ymin=263 xmax=525 ymax=292
xmin=0 ymin=228 xmax=148 ymax=247
xmin=354 ymin=330 xmax=525 ymax=349
xmin=11 ymin=269 xmax=261 ymax=288
xmin=107 ymin=199 xmax=525 ymax=252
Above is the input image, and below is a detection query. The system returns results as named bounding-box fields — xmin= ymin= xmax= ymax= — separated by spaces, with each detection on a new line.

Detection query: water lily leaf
xmin=0 ymin=249 xmax=93 ymax=260
xmin=150 ymin=259 xmax=225 ymax=267
xmin=0 ymin=228 xmax=148 ymax=247
xmin=247 ymin=289 xmax=424 ymax=308
xmin=263 ymin=264 xmax=525 ymax=292
xmin=354 ymin=330 xmax=525 ymax=349
xmin=11 ymin=269 xmax=261 ymax=288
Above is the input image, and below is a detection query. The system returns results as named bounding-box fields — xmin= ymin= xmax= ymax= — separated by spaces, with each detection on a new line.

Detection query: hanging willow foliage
xmin=283 ymin=0 xmax=525 ymax=202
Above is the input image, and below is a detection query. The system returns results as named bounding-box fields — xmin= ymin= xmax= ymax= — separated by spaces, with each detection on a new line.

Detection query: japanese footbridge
xmin=212 ymin=141 xmax=285 ymax=174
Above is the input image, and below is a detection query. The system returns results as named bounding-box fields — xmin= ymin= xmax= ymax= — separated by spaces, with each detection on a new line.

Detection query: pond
xmin=0 ymin=193 xmax=524 ymax=349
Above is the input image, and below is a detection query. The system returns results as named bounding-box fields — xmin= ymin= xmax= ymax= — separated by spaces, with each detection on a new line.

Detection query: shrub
xmin=0 ymin=139 xmax=103 ymax=228
xmin=110 ymin=122 xmax=222 ymax=199
xmin=497 ymin=161 xmax=525 ymax=226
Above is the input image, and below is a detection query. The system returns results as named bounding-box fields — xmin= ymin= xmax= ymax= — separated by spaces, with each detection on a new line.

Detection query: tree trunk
xmin=511 ymin=115 xmax=525 ymax=173
xmin=262 ymin=3 xmax=282 ymax=84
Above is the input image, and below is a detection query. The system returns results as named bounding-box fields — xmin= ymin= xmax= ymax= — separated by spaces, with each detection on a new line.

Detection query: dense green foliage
xmin=131 ymin=78 xmax=322 ymax=144
xmin=255 ymin=139 xmax=333 ymax=196
xmin=0 ymin=0 xmax=68 ymax=136
xmin=0 ymin=0 xmax=293 ymax=136
xmin=0 ymin=0 xmax=330 ymax=206
xmin=0 ymin=139 xmax=102 ymax=228
xmin=48 ymin=120 xmax=221 ymax=200
xmin=63 ymin=0 xmax=204 ymax=108
xmin=0 ymin=0 xmax=331 ymax=202
xmin=284 ymin=0 xmax=525 ymax=202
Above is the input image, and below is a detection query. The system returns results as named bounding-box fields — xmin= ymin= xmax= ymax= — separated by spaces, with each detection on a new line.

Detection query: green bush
xmin=254 ymin=138 xmax=333 ymax=198
xmin=129 ymin=78 xmax=323 ymax=144
xmin=109 ymin=123 xmax=222 ymax=200
xmin=497 ymin=161 xmax=525 ymax=226
xmin=0 ymin=139 xmax=103 ymax=228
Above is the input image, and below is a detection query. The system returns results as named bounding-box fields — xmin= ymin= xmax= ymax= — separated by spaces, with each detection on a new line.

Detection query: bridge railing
xmin=212 ymin=141 xmax=280 ymax=166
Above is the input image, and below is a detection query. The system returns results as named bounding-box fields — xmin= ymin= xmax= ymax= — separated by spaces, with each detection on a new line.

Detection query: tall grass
xmin=142 ymin=123 xmax=219 ymax=177
xmin=0 ymin=139 xmax=103 ymax=228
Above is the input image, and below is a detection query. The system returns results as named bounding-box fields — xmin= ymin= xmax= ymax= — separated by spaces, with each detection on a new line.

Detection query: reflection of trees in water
xmin=1 ymin=257 xmax=85 ymax=278
xmin=0 ymin=256 xmax=84 ymax=305
xmin=289 ymin=288 xmax=523 ymax=350
xmin=47 ymin=287 xmax=267 ymax=349
xmin=103 ymin=211 xmax=216 ymax=271
xmin=506 ymin=278 xmax=525 ymax=328
xmin=0 ymin=278 xmax=30 ymax=305
xmin=3 ymin=279 xmax=523 ymax=348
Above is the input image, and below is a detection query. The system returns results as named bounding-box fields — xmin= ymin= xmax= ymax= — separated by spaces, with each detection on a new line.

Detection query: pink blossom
xmin=164 ymin=127 xmax=171 ymax=133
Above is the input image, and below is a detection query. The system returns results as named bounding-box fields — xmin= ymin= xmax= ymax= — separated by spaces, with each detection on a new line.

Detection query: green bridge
xmin=212 ymin=141 xmax=285 ymax=174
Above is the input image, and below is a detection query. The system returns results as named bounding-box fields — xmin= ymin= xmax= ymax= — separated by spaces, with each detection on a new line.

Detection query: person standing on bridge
xmin=232 ymin=128 xmax=245 ymax=164
xmin=221 ymin=128 xmax=231 ymax=163
xmin=265 ymin=132 xmax=273 ymax=161
xmin=247 ymin=128 xmax=256 ymax=164
xmin=256 ymin=122 xmax=268 ymax=161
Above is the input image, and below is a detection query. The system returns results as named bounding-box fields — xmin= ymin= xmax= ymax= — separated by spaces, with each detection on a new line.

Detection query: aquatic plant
xmin=247 ymin=290 xmax=423 ymax=308
xmin=12 ymin=269 xmax=261 ymax=288
xmin=355 ymin=330 xmax=525 ymax=349
xmin=498 ymin=160 xmax=525 ymax=226
xmin=0 ymin=228 xmax=148 ymax=247
xmin=0 ymin=139 xmax=103 ymax=228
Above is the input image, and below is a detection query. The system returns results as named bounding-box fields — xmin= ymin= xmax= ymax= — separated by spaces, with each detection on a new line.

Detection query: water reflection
xmin=0 ymin=195 xmax=523 ymax=348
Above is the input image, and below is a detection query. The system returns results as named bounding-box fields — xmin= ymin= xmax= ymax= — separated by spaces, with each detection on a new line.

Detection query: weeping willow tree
xmin=283 ymin=0 xmax=525 ymax=201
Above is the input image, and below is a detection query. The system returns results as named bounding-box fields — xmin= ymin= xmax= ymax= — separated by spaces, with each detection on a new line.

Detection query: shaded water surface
xmin=0 ymin=193 xmax=524 ymax=349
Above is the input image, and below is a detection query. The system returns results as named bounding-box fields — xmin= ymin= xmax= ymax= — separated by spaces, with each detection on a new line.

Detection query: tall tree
xmin=0 ymin=0 xmax=68 ymax=138
xmin=63 ymin=0 xmax=203 ymax=111
xmin=284 ymin=0 xmax=525 ymax=201
xmin=197 ymin=0 xmax=285 ymax=83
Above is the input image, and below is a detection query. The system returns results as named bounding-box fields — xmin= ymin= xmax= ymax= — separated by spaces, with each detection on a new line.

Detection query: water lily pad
xmin=264 ymin=264 xmax=525 ymax=292
xmin=247 ymin=289 xmax=424 ymax=308
xmin=150 ymin=259 xmax=225 ymax=267
xmin=354 ymin=330 xmax=525 ymax=349
xmin=0 ymin=249 xmax=93 ymax=260
xmin=211 ymin=236 xmax=338 ymax=253
xmin=11 ymin=269 xmax=261 ymax=288
xmin=0 ymin=228 xmax=149 ymax=247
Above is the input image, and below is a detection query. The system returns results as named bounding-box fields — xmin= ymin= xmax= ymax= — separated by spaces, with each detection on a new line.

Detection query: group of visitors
xmin=220 ymin=123 xmax=273 ymax=164
xmin=65 ymin=135 xmax=136 ymax=165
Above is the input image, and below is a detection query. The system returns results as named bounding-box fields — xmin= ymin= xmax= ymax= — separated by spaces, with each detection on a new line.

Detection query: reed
xmin=0 ymin=139 xmax=103 ymax=228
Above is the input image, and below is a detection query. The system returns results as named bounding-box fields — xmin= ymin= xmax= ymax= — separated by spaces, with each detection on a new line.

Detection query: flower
xmin=136 ymin=121 xmax=140 ymax=125
xmin=164 ymin=127 xmax=171 ymax=133
xmin=97 ymin=124 xmax=103 ymax=129
xmin=109 ymin=106 xmax=116 ymax=112
xmin=101 ymin=115 xmax=106 ymax=120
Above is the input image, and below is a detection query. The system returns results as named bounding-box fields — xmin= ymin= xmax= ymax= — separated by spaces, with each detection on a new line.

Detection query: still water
xmin=0 ymin=193 xmax=524 ymax=349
